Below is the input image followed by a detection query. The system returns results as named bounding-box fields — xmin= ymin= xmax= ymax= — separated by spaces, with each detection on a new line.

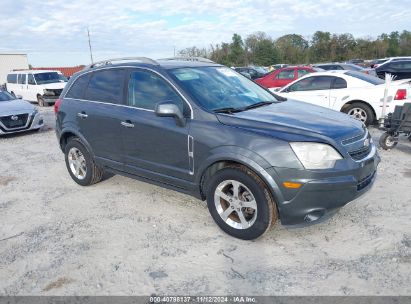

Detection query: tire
xmin=379 ymin=132 xmax=398 ymax=150
xmin=10 ymin=91 xmax=15 ymax=98
xmin=408 ymin=134 xmax=411 ymax=142
xmin=205 ymin=166 xmax=277 ymax=240
xmin=343 ymin=102 xmax=375 ymax=126
xmin=37 ymin=95 xmax=45 ymax=107
xmin=64 ymin=137 xmax=103 ymax=186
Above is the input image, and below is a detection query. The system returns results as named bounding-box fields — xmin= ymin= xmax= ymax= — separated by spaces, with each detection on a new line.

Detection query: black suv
xmin=55 ymin=57 xmax=379 ymax=240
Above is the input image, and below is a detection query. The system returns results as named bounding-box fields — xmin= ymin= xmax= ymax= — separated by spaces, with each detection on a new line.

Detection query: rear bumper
xmin=271 ymin=145 xmax=380 ymax=226
xmin=0 ymin=112 xmax=44 ymax=135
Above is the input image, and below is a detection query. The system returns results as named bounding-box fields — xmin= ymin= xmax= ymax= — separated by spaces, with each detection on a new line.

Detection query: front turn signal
xmin=283 ymin=182 xmax=302 ymax=189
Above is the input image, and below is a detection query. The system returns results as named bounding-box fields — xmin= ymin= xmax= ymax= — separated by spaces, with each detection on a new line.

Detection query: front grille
xmin=349 ymin=145 xmax=372 ymax=161
xmin=342 ymin=128 xmax=366 ymax=145
xmin=0 ymin=114 xmax=29 ymax=129
xmin=357 ymin=171 xmax=376 ymax=191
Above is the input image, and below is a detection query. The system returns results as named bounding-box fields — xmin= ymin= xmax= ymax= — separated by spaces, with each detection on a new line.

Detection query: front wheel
xmin=64 ymin=137 xmax=104 ymax=186
xmin=379 ymin=132 xmax=398 ymax=150
xmin=206 ymin=166 xmax=277 ymax=240
xmin=37 ymin=95 xmax=45 ymax=107
xmin=343 ymin=102 xmax=375 ymax=126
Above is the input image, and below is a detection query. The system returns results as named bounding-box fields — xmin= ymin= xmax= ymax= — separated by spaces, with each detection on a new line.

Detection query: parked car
xmin=0 ymin=89 xmax=43 ymax=135
xmin=255 ymin=66 xmax=321 ymax=90
xmin=370 ymin=57 xmax=411 ymax=68
xmin=55 ymin=57 xmax=379 ymax=240
xmin=234 ymin=66 xmax=267 ymax=80
xmin=6 ymin=70 xmax=66 ymax=106
xmin=374 ymin=59 xmax=411 ymax=80
xmin=347 ymin=59 xmax=364 ymax=66
xmin=276 ymin=70 xmax=411 ymax=125
xmin=314 ymin=63 xmax=363 ymax=72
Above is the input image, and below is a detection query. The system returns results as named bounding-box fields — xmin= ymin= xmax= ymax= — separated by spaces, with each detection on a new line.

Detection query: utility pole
xmin=87 ymin=27 xmax=94 ymax=64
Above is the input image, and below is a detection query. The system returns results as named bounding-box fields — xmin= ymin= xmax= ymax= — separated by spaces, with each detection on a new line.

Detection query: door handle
xmin=121 ymin=121 xmax=134 ymax=128
xmin=77 ymin=112 xmax=88 ymax=119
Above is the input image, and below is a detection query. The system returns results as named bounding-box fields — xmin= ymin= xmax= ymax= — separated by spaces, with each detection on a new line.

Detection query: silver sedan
xmin=0 ymin=90 xmax=44 ymax=135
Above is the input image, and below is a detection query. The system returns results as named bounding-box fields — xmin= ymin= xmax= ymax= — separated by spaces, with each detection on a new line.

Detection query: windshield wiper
xmin=242 ymin=101 xmax=274 ymax=111
xmin=213 ymin=107 xmax=244 ymax=114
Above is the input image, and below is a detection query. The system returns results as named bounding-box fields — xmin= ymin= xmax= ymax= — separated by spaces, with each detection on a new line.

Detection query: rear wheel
xmin=206 ymin=166 xmax=277 ymax=240
xmin=343 ymin=102 xmax=374 ymax=126
xmin=379 ymin=132 xmax=398 ymax=150
xmin=64 ymin=137 xmax=103 ymax=186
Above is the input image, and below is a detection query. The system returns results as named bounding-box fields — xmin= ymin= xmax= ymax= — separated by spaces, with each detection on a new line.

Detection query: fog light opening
xmin=304 ymin=210 xmax=325 ymax=223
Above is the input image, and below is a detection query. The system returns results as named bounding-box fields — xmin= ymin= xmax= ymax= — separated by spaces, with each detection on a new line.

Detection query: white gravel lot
xmin=0 ymin=107 xmax=410 ymax=296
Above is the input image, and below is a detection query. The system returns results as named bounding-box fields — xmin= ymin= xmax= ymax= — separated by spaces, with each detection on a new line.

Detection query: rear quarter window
xmin=65 ymin=74 xmax=90 ymax=99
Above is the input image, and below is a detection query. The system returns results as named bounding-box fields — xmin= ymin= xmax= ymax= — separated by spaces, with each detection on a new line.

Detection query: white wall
xmin=0 ymin=54 xmax=29 ymax=84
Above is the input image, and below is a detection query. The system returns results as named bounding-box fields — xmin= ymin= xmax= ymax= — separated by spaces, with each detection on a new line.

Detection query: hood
xmin=0 ymin=99 xmax=35 ymax=115
xmin=41 ymin=82 xmax=66 ymax=89
xmin=216 ymin=99 xmax=364 ymax=141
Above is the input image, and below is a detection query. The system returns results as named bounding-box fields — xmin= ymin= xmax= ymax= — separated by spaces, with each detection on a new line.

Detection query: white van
xmin=6 ymin=70 xmax=67 ymax=106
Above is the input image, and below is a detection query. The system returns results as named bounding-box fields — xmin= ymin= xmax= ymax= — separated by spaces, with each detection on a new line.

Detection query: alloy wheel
xmin=68 ymin=147 xmax=87 ymax=180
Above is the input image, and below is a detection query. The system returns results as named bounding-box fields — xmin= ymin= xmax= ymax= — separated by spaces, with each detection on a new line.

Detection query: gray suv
xmin=55 ymin=57 xmax=379 ymax=240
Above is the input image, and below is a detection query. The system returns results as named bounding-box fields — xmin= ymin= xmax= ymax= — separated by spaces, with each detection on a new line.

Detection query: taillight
xmin=394 ymin=89 xmax=407 ymax=100
xmin=54 ymin=98 xmax=62 ymax=114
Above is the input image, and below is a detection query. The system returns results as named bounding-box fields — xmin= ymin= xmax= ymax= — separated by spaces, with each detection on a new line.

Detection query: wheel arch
xmin=59 ymin=128 xmax=94 ymax=157
xmin=341 ymin=99 xmax=377 ymax=121
xmin=197 ymin=154 xmax=284 ymax=208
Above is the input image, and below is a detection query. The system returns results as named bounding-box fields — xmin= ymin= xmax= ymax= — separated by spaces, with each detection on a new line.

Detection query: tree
xmin=229 ymin=33 xmax=245 ymax=65
xmin=275 ymin=34 xmax=308 ymax=63
xmin=309 ymin=31 xmax=331 ymax=62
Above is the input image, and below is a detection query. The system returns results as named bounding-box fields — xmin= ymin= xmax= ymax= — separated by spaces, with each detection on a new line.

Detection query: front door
xmin=285 ymin=75 xmax=333 ymax=108
xmin=121 ymin=68 xmax=191 ymax=184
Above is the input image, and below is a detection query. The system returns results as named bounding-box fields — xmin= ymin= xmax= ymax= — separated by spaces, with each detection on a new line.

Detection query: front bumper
xmin=271 ymin=144 xmax=380 ymax=226
xmin=0 ymin=112 xmax=44 ymax=135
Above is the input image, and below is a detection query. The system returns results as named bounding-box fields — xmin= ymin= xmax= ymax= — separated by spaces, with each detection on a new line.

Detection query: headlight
xmin=43 ymin=89 xmax=54 ymax=96
xmin=290 ymin=142 xmax=343 ymax=169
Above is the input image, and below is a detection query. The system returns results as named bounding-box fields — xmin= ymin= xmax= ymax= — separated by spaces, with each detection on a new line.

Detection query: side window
xmin=297 ymin=69 xmax=310 ymax=78
xmin=66 ymin=74 xmax=90 ymax=99
xmin=289 ymin=76 xmax=332 ymax=92
xmin=276 ymin=69 xmax=295 ymax=79
xmin=7 ymin=74 xmax=17 ymax=84
xmin=332 ymin=77 xmax=347 ymax=89
xmin=127 ymin=70 xmax=186 ymax=114
xmin=28 ymin=74 xmax=36 ymax=85
xmin=84 ymin=69 xmax=125 ymax=104
xmin=387 ymin=62 xmax=401 ymax=70
xmin=18 ymin=74 xmax=26 ymax=84
xmin=401 ymin=62 xmax=411 ymax=69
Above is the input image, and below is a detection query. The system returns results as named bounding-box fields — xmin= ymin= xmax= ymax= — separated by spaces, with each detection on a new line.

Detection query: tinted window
xmin=317 ymin=65 xmax=333 ymax=70
xmin=342 ymin=64 xmax=363 ymax=71
xmin=84 ymin=69 xmax=125 ymax=104
xmin=18 ymin=74 xmax=26 ymax=84
xmin=128 ymin=70 xmax=186 ymax=113
xmin=289 ymin=76 xmax=333 ymax=92
xmin=66 ymin=74 xmax=90 ymax=99
xmin=7 ymin=74 xmax=17 ymax=84
xmin=276 ymin=69 xmax=295 ymax=79
xmin=28 ymin=74 xmax=36 ymax=85
xmin=346 ymin=71 xmax=384 ymax=85
xmin=332 ymin=77 xmax=347 ymax=89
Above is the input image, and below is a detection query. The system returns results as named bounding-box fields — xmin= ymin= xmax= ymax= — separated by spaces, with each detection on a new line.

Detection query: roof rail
xmin=86 ymin=57 xmax=159 ymax=69
xmin=160 ymin=57 xmax=215 ymax=63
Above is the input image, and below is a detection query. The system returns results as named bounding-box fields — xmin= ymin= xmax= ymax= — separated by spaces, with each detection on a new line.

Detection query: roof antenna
xmin=87 ymin=27 xmax=94 ymax=64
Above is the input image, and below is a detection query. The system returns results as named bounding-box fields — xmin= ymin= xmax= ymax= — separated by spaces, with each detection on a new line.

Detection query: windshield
xmin=346 ymin=71 xmax=384 ymax=85
xmin=59 ymin=74 xmax=68 ymax=82
xmin=0 ymin=91 xmax=15 ymax=102
xmin=34 ymin=72 xmax=61 ymax=84
xmin=169 ymin=67 xmax=279 ymax=112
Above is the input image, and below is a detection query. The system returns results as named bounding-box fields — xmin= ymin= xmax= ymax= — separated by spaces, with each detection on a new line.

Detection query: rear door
xmin=121 ymin=68 xmax=192 ymax=183
xmin=284 ymin=75 xmax=333 ymax=108
xmin=64 ymin=68 xmax=126 ymax=168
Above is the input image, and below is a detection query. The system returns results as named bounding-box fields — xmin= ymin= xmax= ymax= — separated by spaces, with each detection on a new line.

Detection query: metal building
xmin=0 ymin=53 xmax=29 ymax=84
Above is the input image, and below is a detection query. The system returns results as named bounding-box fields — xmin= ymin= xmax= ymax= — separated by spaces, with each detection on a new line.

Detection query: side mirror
xmin=17 ymin=95 xmax=23 ymax=99
xmin=155 ymin=101 xmax=186 ymax=127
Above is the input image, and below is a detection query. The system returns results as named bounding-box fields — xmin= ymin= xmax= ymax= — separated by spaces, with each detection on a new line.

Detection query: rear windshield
xmin=34 ymin=72 xmax=61 ymax=84
xmin=0 ymin=91 xmax=15 ymax=102
xmin=346 ymin=71 xmax=384 ymax=85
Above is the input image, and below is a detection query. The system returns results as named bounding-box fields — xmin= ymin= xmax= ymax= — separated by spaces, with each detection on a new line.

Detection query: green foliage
xmin=181 ymin=30 xmax=411 ymax=66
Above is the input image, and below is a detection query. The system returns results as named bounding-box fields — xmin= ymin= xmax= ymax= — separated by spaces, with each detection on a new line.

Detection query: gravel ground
xmin=0 ymin=107 xmax=410 ymax=296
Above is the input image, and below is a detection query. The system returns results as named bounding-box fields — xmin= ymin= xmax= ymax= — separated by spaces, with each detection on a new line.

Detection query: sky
xmin=0 ymin=0 xmax=410 ymax=67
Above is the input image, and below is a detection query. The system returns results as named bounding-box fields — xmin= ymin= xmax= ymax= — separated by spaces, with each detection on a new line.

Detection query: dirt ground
xmin=0 ymin=107 xmax=410 ymax=296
